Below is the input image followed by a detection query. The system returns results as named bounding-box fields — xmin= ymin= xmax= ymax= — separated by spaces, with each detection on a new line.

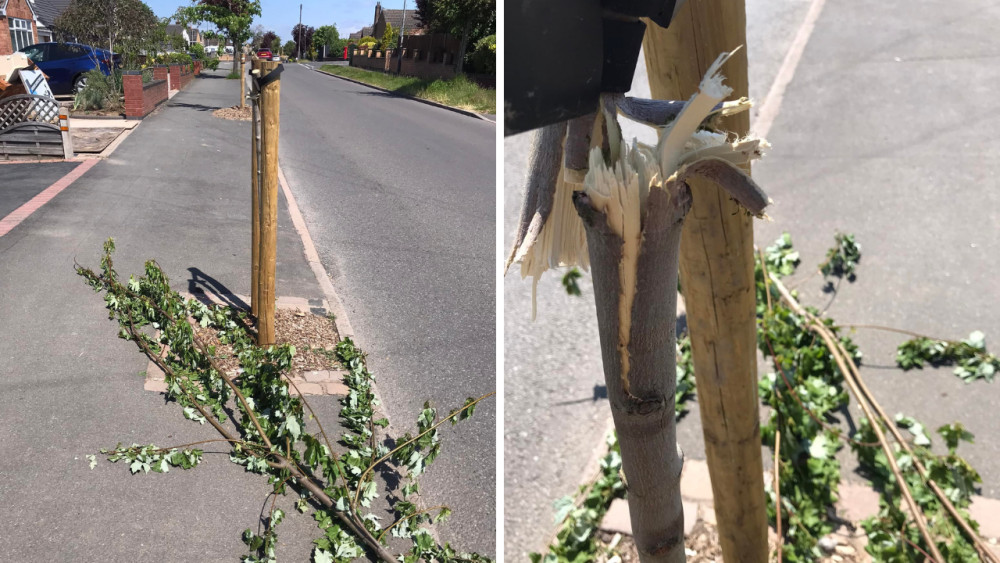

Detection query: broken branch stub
xmin=574 ymin=183 xmax=691 ymax=563
xmin=509 ymin=49 xmax=770 ymax=563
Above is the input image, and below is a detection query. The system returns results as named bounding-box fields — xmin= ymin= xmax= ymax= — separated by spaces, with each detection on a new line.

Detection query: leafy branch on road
xmin=77 ymin=239 xmax=494 ymax=563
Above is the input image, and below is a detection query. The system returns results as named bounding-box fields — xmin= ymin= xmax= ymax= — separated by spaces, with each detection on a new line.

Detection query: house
xmin=348 ymin=26 xmax=374 ymax=41
xmin=28 ymin=0 xmax=71 ymax=43
xmin=349 ymin=2 xmax=422 ymax=41
xmin=0 ymin=0 xmax=39 ymax=55
xmin=164 ymin=25 xmax=202 ymax=48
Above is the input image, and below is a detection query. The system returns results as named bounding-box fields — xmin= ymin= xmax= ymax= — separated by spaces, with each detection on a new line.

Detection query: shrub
xmin=204 ymin=57 xmax=220 ymax=71
xmin=470 ymin=34 xmax=495 ymax=74
xmin=165 ymin=52 xmax=193 ymax=65
xmin=190 ymin=42 xmax=206 ymax=60
xmin=358 ymin=35 xmax=377 ymax=50
xmin=379 ymin=23 xmax=396 ymax=51
xmin=73 ymin=70 xmax=121 ymax=111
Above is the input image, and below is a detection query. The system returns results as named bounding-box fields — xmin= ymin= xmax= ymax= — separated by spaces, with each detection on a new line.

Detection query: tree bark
xmin=455 ymin=20 xmax=471 ymax=74
xmin=642 ymin=1 xmax=770 ymax=561
xmin=574 ymin=184 xmax=691 ymax=563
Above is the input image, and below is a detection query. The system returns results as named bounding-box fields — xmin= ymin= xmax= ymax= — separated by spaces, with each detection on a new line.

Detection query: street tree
xmin=291 ymin=23 xmax=315 ymax=59
xmin=282 ymin=40 xmax=296 ymax=58
xmin=314 ymin=24 xmax=339 ymax=56
xmin=53 ymin=0 xmax=158 ymax=69
xmin=259 ymin=30 xmax=277 ymax=52
xmin=249 ymin=23 xmax=266 ymax=48
xmin=415 ymin=0 xmax=494 ymax=73
xmin=270 ymin=35 xmax=282 ymax=54
xmin=202 ymin=28 xmax=218 ymax=46
xmin=181 ymin=0 xmax=262 ymax=108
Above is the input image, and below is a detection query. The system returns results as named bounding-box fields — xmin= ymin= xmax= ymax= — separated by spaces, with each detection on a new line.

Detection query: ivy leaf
xmin=360 ymin=480 xmax=378 ymax=507
xmin=895 ymin=414 xmax=931 ymax=446
xmin=280 ymin=417 xmax=302 ymax=441
xmin=313 ymin=548 xmax=334 ymax=563
xmin=552 ymin=496 xmax=575 ymax=524
xmin=562 ymin=267 xmax=583 ymax=296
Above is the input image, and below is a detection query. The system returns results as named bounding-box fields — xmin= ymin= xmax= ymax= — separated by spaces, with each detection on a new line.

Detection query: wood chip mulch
xmin=192 ymin=308 xmax=342 ymax=378
xmin=212 ymin=105 xmax=252 ymax=121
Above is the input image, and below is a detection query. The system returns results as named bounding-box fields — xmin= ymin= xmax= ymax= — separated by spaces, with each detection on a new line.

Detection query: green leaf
xmin=562 ymin=267 xmax=583 ymax=296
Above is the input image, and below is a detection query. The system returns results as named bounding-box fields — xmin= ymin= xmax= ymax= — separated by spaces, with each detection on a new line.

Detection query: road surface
xmin=277 ymin=63 xmax=497 ymax=556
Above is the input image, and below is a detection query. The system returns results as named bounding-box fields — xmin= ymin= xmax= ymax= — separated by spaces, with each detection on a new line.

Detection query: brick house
xmin=0 ymin=0 xmax=39 ymax=55
xmin=349 ymin=2 xmax=423 ymax=41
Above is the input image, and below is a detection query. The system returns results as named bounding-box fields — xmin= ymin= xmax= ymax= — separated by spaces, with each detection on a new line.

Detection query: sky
xmin=144 ymin=0 xmax=409 ymax=41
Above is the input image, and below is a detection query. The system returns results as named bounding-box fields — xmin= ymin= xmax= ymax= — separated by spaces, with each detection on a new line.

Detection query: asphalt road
xmin=276 ymin=63 xmax=497 ymax=556
xmin=504 ymin=0 xmax=1000 ymax=559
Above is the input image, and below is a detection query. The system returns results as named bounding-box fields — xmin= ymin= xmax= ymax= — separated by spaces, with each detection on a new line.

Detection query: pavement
xmin=503 ymin=0 xmax=1000 ymax=559
xmin=277 ymin=63 xmax=497 ymax=556
xmin=0 ymin=161 xmax=80 ymax=218
xmin=0 ymin=66 xmax=369 ymax=561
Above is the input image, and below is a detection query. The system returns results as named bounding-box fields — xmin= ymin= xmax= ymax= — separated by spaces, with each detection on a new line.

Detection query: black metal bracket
xmin=248 ymin=63 xmax=284 ymax=88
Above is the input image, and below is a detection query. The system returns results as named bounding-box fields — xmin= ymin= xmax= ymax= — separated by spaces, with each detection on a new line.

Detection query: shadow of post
xmin=187 ymin=267 xmax=250 ymax=311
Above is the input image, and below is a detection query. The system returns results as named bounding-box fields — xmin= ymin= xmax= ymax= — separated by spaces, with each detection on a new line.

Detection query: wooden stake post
xmin=642 ymin=2 xmax=769 ymax=561
xmin=254 ymin=59 xmax=281 ymax=345
xmin=239 ymin=53 xmax=247 ymax=108
xmin=250 ymin=59 xmax=261 ymax=319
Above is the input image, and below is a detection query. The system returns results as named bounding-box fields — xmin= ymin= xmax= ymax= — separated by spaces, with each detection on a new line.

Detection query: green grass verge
xmin=319 ymin=65 xmax=495 ymax=114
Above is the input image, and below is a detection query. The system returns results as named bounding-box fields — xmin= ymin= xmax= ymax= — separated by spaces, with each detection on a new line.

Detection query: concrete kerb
xmin=311 ymin=67 xmax=495 ymax=123
xmin=143 ymin=291 xmax=350 ymax=396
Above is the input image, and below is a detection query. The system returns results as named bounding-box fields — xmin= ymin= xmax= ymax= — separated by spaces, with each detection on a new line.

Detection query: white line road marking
xmin=753 ymin=0 xmax=828 ymax=139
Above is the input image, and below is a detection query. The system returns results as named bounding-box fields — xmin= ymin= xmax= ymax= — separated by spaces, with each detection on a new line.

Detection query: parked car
xmin=17 ymin=42 xmax=120 ymax=95
xmin=256 ymin=48 xmax=273 ymax=60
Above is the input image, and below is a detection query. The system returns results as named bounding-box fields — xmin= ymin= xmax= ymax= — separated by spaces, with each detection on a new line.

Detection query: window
xmin=9 ymin=17 xmax=33 ymax=52
xmin=20 ymin=44 xmax=46 ymax=62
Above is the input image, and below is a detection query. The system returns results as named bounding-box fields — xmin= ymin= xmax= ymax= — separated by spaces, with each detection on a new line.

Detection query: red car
xmin=256 ymin=48 xmax=273 ymax=60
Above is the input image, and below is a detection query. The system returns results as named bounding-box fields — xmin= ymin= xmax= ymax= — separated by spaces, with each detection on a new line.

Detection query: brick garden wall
xmin=123 ymin=72 xmax=168 ymax=119
xmin=351 ymin=49 xmax=458 ymax=81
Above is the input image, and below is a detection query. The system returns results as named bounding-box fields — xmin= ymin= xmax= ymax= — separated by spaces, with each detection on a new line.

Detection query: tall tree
xmin=259 ymin=30 xmax=277 ymax=52
xmin=313 ymin=24 xmax=339 ymax=55
xmin=415 ymin=0 xmax=494 ymax=73
xmin=291 ymin=23 xmax=315 ymax=59
xmin=249 ymin=23 xmax=266 ymax=48
xmin=53 ymin=0 xmax=159 ymax=70
xmin=181 ymin=0 xmax=262 ymax=107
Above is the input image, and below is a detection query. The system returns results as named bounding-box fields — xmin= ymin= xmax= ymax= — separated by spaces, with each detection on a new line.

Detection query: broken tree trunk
xmin=510 ymin=47 xmax=769 ymax=563
xmin=575 ymin=183 xmax=691 ymax=562
xmin=642 ymin=1 xmax=770 ymax=561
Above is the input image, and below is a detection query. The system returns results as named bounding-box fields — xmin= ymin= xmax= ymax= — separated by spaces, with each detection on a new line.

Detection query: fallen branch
xmin=771 ymin=274 xmax=952 ymax=563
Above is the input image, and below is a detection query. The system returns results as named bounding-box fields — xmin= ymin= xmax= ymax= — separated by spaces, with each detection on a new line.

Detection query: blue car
xmin=17 ymin=42 xmax=121 ymax=95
